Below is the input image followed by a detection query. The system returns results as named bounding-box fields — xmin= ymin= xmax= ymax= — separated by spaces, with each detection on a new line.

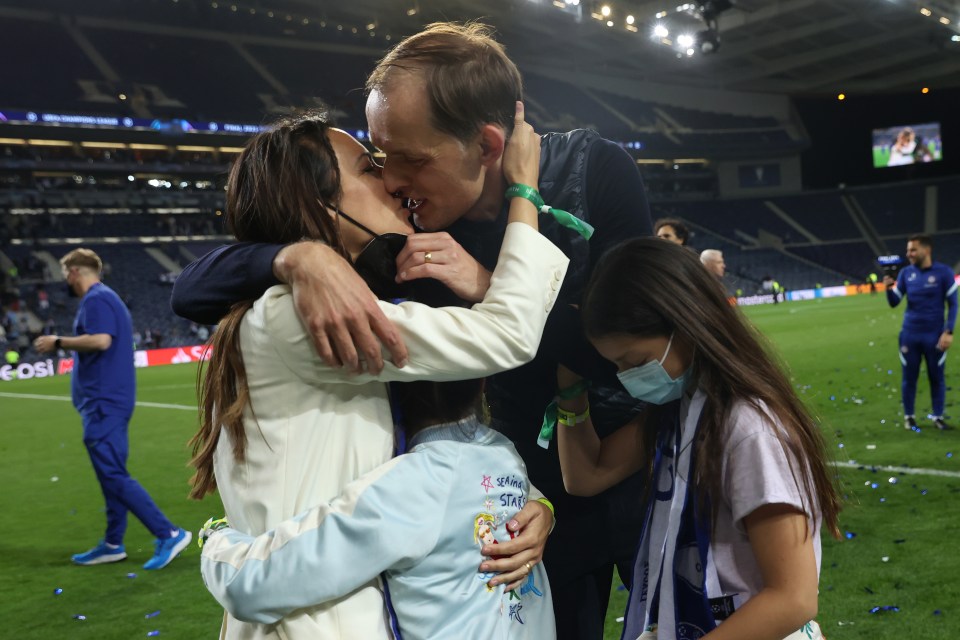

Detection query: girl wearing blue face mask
xmin=556 ymin=238 xmax=842 ymax=640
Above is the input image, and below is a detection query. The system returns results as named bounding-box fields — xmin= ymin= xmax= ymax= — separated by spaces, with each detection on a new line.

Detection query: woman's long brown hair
xmin=582 ymin=238 xmax=842 ymax=538
xmin=188 ymin=113 xmax=347 ymax=498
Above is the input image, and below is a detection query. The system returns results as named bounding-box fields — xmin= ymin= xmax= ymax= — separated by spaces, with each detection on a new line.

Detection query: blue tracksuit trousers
xmin=899 ymin=330 xmax=947 ymax=417
xmin=82 ymin=411 xmax=174 ymax=544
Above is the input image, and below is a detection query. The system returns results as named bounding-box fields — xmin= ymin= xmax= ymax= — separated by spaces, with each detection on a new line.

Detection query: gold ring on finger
xmin=424 ymin=251 xmax=433 ymax=263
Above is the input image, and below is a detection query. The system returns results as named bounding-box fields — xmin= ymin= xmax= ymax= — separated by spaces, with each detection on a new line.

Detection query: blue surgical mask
xmin=616 ymin=332 xmax=692 ymax=404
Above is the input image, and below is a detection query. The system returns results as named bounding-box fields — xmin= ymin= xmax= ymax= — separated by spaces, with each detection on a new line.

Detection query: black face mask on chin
xmin=338 ymin=209 xmax=410 ymax=300
xmin=338 ymin=209 xmax=463 ymax=307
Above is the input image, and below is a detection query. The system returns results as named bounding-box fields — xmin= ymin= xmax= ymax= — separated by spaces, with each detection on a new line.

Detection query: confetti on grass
xmin=869 ymin=605 xmax=900 ymax=614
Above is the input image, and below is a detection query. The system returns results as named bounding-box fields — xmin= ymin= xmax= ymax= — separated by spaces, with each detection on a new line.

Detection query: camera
xmin=877 ymin=254 xmax=906 ymax=278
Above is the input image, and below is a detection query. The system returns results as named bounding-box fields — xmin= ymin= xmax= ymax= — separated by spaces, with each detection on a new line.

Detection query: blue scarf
xmin=622 ymin=390 xmax=718 ymax=640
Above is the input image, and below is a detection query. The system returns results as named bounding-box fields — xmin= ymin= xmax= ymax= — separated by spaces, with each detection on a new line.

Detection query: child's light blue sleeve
xmin=200 ymin=452 xmax=451 ymax=624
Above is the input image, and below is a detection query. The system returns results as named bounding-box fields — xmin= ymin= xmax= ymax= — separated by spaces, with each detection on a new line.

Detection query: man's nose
xmin=381 ymin=158 xmax=407 ymax=196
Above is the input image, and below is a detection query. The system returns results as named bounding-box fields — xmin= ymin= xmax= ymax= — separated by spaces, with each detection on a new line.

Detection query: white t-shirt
xmin=710 ymin=399 xmax=822 ymax=602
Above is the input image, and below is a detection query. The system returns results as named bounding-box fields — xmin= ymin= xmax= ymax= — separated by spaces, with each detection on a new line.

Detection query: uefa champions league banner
xmin=0 ymin=110 xmax=269 ymax=136
xmin=0 ymin=345 xmax=212 ymax=382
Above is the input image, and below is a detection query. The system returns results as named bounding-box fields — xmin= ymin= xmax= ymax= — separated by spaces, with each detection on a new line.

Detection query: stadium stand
xmin=0 ymin=18 xmax=103 ymax=111
xmin=853 ymin=183 xmax=930 ymax=237
xmin=650 ymin=176 xmax=960 ymax=285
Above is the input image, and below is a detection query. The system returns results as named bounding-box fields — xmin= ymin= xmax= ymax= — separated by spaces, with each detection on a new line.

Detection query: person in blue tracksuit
xmin=884 ymin=234 xmax=958 ymax=431
xmin=33 ymin=248 xmax=191 ymax=568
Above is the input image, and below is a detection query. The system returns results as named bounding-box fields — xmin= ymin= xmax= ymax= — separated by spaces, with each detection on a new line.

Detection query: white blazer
xmin=212 ymin=222 xmax=568 ymax=639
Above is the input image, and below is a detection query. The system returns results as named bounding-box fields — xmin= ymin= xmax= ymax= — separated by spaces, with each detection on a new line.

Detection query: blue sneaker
xmin=143 ymin=528 xmax=192 ymax=570
xmin=72 ymin=540 xmax=127 ymax=565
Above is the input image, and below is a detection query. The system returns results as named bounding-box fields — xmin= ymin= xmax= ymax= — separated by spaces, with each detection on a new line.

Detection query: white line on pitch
xmin=3 ymin=392 xmax=959 ymax=475
xmin=0 ymin=391 xmax=197 ymax=412
xmin=833 ymin=460 xmax=960 ymax=479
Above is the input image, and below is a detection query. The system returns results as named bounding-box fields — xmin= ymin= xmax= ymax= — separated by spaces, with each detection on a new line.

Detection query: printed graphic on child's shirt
xmin=472 ymin=472 xmax=545 ymax=620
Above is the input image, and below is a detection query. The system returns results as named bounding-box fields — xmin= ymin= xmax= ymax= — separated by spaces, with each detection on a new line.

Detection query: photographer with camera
xmin=884 ymin=234 xmax=957 ymax=431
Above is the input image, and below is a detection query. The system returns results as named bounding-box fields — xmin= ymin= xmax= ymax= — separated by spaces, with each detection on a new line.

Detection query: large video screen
xmin=872 ymin=122 xmax=943 ymax=168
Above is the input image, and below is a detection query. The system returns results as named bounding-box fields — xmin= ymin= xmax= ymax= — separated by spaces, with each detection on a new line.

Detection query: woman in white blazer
xmin=189 ymin=108 xmax=567 ymax=639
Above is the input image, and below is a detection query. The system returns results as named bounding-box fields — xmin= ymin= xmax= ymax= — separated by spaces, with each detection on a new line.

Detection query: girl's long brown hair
xmin=188 ymin=113 xmax=348 ymax=498
xmin=582 ymin=238 xmax=842 ymax=538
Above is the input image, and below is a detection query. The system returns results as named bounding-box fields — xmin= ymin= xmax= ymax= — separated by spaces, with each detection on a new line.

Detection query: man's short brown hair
xmin=60 ymin=248 xmax=103 ymax=274
xmin=366 ymin=22 xmax=522 ymax=143
xmin=908 ymin=233 xmax=933 ymax=249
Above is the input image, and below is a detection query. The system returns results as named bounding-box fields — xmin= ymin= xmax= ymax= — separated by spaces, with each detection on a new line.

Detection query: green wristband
xmin=537 ymin=380 xmax=590 ymax=449
xmin=198 ymin=516 xmax=230 ymax=549
xmin=504 ymin=183 xmax=594 ymax=240
xmin=505 ymin=183 xmax=544 ymax=209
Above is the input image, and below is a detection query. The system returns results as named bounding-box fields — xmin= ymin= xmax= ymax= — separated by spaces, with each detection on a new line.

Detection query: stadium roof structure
xmin=3 ymin=0 xmax=959 ymax=99
xmin=275 ymin=0 xmax=960 ymax=95
xmin=1 ymin=0 xmax=958 ymax=142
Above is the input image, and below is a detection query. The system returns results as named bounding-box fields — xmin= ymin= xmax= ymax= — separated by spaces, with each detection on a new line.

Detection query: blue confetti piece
xmin=871 ymin=482 xmax=878 ymax=489
xmin=830 ymin=395 xmax=836 ymax=401
xmin=880 ymin=498 xmax=886 ymax=503
xmin=73 ymin=615 xmax=87 ymax=621
xmin=616 ymin=584 xmax=626 ymax=591
xmin=54 ymin=588 xmax=63 ymax=595
xmin=948 ymin=452 xmax=954 ymax=458
xmin=145 ymin=611 xmax=161 ymax=619
xmin=845 ymin=531 xmax=857 ymax=539
xmin=921 ymin=489 xmax=928 ymax=495
xmin=933 ymin=610 xmax=942 ymax=616
xmin=888 ymin=477 xmax=898 ymax=484
xmin=838 ymin=443 xmax=845 ymax=449
xmin=147 ymin=632 xmax=161 ymax=637
xmin=126 ymin=573 xmax=137 ymax=579
xmin=869 ymin=605 xmax=900 ymax=614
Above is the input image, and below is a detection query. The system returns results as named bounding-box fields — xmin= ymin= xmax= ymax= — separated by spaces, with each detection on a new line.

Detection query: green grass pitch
xmin=1 ymin=294 xmax=957 ymax=638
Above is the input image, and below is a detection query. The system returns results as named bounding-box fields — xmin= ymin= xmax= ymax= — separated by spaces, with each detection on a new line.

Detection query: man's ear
xmin=477 ymin=124 xmax=506 ymax=168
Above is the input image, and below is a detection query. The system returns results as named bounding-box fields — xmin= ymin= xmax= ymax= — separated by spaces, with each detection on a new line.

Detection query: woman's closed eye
xmin=362 ymin=158 xmax=383 ymax=176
